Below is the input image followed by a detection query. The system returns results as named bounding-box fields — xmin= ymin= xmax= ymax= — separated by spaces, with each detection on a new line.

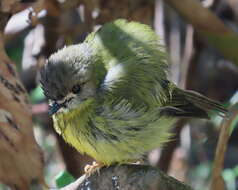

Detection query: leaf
xmin=55 ymin=170 xmax=75 ymax=188
xmin=30 ymin=85 xmax=45 ymax=104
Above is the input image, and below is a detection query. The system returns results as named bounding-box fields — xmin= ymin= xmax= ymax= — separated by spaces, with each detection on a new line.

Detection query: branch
xmin=61 ymin=164 xmax=193 ymax=190
xmin=163 ymin=0 xmax=238 ymax=66
xmin=0 ymin=2 xmax=44 ymax=189
xmin=210 ymin=110 xmax=238 ymax=190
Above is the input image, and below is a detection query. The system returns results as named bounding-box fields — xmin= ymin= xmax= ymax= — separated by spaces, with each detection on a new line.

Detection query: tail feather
xmin=183 ymin=90 xmax=228 ymax=117
xmin=163 ymin=87 xmax=229 ymax=119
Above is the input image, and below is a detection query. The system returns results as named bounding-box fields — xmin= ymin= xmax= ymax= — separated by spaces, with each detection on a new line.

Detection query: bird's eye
xmin=72 ymin=84 xmax=81 ymax=94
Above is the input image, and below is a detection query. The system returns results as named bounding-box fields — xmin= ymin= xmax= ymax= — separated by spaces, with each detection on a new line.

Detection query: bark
xmin=0 ymin=3 xmax=44 ymax=190
xmin=61 ymin=164 xmax=193 ymax=190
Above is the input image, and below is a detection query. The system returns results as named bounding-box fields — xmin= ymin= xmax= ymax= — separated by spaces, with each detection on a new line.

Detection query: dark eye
xmin=72 ymin=84 xmax=81 ymax=94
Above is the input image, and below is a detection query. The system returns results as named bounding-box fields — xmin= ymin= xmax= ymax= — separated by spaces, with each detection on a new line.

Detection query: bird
xmin=40 ymin=19 xmax=228 ymax=173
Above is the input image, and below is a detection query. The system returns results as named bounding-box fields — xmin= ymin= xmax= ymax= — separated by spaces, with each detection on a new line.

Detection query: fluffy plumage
xmin=40 ymin=19 xmax=228 ymax=165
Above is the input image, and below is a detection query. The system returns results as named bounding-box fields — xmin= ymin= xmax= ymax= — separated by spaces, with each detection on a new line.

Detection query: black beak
xmin=49 ymin=102 xmax=61 ymax=116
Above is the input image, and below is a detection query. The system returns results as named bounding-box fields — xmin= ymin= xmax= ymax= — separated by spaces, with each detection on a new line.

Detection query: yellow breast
xmin=52 ymin=98 xmax=176 ymax=165
xmin=52 ymin=98 xmax=97 ymax=155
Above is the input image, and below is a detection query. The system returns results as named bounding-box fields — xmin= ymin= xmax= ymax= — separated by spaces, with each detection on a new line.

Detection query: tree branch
xmin=61 ymin=164 xmax=193 ymax=190
xmin=210 ymin=110 xmax=238 ymax=190
xmin=163 ymin=0 xmax=238 ymax=66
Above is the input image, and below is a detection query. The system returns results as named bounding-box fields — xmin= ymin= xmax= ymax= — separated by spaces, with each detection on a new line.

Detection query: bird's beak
xmin=49 ymin=102 xmax=61 ymax=116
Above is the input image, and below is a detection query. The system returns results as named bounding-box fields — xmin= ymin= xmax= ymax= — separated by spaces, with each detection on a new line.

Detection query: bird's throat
xmin=52 ymin=98 xmax=95 ymax=135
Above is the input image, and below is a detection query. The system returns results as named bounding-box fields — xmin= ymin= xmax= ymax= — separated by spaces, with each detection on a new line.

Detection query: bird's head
xmin=40 ymin=43 xmax=105 ymax=115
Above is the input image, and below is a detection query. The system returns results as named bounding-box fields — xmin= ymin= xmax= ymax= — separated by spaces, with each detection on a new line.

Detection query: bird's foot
xmin=84 ymin=161 xmax=104 ymax=176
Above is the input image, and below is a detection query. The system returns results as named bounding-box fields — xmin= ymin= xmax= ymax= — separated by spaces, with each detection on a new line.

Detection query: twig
xmin=179 ymin=25 xmax=194 ymax=89
xmin=163 ymin=0 xmax=238 ymax=66
xmin=154 ymin=0 xmax=165 ymax=45
xmin=61 ymin=164 xmax=193 ymax=190
xmin=210 ymin=110 xmax=238 ymax=190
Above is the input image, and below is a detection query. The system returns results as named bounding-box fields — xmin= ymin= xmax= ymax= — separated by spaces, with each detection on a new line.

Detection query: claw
xmin=84 ymin=161 xmax=104 ymax=176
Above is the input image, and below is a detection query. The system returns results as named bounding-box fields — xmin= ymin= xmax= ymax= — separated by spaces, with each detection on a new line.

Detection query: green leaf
xmin=232 ymin=165 xmax=238 ymax=177
xmin=30 ymin=85 xmax=45 ymax=103
xmin=222 ymin=169 xmax=236 ymax=190
xmin=55 ymin=170 xmax=75 ymax=188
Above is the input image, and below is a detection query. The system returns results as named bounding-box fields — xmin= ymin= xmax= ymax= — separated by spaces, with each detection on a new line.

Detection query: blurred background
xmin=0 ymin=0 xmax=238 ymax=189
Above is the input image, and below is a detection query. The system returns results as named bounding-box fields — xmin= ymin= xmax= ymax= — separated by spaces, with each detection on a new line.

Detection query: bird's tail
xmin=175 ymin=88 xmax=229 ymax=118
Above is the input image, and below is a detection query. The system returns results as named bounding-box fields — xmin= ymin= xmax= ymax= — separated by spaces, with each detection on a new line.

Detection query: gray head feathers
xmin=40 ymin=43 xmax=94 ymax=100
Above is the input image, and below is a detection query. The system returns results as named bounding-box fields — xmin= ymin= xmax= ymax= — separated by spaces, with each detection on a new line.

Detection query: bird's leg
xmin=84 ymin=161 xmax=104 ymax=176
